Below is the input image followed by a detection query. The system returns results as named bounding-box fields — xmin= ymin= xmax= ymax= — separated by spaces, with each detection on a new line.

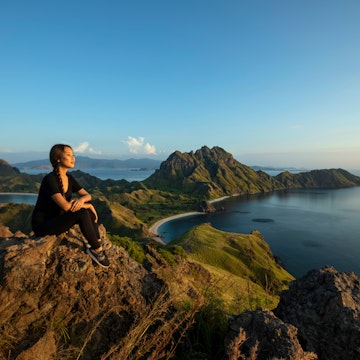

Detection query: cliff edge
xmin=0 ymin=225 xmax=195 ymax=360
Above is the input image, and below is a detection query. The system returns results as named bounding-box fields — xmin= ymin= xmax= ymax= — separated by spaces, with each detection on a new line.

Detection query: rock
xmin=275 ymin=266 xmax=360 ymax=360
xmin=198 ymin=200 xmax=215 ymax=213
xmin=0 ymin=225 xmax=14 ymax=238
xmin=0 ymin=224 xmax=175 ymax=360
xmin=224 ymin=309 xmax=317 ymax=360
xmin=224 ymin=267 xmax=360 ymax=360
xmin=15 ymin=331 xmax=56 ymax=360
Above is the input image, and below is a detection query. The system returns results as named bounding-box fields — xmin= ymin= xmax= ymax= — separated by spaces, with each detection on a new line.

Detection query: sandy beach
xmin=149 ymin=211 xmax=202 ymax=237
xmin=149 ymin=195 xmax=236 ymax=239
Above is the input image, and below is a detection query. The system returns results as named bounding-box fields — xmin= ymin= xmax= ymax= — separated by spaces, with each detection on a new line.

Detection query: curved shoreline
xmin=149 ymin=195 xmax=234 ymax=239
xmin=149 ymin=211 xmax=202 ymax=237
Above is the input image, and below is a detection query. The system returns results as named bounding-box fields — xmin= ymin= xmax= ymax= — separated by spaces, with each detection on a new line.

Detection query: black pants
xmin=33 ymin=209 xmax=101 ymax=249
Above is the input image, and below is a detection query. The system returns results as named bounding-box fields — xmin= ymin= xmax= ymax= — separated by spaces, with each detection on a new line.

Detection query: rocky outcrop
xmin=198 ymin=200 xmax=216 ymax=213
xmin=224 ymin=267 xmax=360 ymax=360
xmin=225 ymin=309 xmax=317 ymax=360
xmin=275 ymin=267 xmax=360 ymax=360
xmin=0 ymin=225 xmax=195 ymax=360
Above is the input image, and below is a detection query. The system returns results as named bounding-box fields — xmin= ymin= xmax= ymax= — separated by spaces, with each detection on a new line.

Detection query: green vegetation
xmin=175 ymin=287 xmax=228 ymax=359
xmin=0 ymin=203 xmax=33 ymax=233
xmin=109 ymin=234 xmax=146 ymax=263
xmin=167 ymin=223 xmax=294 ymax=310
xmin=143 ymin=146 xmax=285 ymax=198
xmin=111 ymin=188 xmax=198 ymax=225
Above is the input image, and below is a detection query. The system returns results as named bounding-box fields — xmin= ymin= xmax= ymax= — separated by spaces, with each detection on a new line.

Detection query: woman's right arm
xmin=51 ymin=193 xmax=74 ymax=212
xmin=51 ymin=193 xmax=98 ymax=223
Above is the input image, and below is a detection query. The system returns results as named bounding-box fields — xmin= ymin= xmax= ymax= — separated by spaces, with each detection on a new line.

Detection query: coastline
xmin=149 ymin=195 xmax=235 ymax=240
xmin=149 ymin=211 xmax=202 ymax=238
xmin=0 ymin=192 xmax=37 ymax=196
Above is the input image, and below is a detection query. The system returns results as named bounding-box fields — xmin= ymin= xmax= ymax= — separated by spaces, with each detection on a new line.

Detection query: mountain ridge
xmin=143 ymin=146 xmax=360 ymax=198
xmin=12 ymin=156 xmax=161 ymax=170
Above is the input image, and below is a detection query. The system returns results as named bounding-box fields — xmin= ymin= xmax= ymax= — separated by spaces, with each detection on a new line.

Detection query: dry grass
xmin=100 ymin=290 xmax=202 ymax=360
xmin=226 ymin=328 xmax=259 ymax=360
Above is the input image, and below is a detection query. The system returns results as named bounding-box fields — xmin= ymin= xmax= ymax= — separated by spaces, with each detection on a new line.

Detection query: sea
xmin=1 ymin=168 xmax=360 ymax=279
xmin=159 ymin=187 xmax=360 ymax=278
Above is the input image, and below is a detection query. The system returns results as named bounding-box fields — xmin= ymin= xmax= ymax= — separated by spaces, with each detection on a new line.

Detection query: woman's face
xmin=59 ymin=146 xmax=75 ymax=169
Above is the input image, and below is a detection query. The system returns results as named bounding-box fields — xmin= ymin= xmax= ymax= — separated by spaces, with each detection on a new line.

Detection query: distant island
xmin=12 ymin=156 xmax=162 ymax=170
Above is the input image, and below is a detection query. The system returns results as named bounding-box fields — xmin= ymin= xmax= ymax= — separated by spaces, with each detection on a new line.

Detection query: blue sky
xmin=1 ymin=0 xmax=359 ymax=170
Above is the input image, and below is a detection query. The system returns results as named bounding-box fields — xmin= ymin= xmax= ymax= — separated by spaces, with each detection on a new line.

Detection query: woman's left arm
xmin=70 ymin=188 xmax=92 ymax=212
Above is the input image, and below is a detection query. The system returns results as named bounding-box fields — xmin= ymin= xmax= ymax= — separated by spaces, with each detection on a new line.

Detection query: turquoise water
xmin=158 ymin=187 xmax=360 ymax=278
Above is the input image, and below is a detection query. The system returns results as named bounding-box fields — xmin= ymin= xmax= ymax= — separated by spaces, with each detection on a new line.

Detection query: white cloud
xmin=124 ymin=136 xmax=157 ymax=155
xmin=73 ymin=142 xmax=102 ymax=155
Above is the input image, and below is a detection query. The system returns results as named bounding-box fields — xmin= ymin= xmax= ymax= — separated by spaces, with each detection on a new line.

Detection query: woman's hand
xmin=70 ymin=198 xmax=85 ymax=212
xmin=87 ymin=203 xmax=98 ymax=223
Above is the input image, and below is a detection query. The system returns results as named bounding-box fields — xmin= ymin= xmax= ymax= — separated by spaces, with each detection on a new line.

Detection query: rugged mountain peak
xmin=194 ymin=145 xmax=230 ymax=160
xmin=144 ymin=147 xmax=282 ymax=197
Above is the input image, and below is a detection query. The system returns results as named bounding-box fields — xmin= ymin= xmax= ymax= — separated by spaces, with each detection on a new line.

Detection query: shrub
xmin=109 ymin=234 xmax=146 ymax=264
xmin=158 ymin=248 xmax=177 ymax=267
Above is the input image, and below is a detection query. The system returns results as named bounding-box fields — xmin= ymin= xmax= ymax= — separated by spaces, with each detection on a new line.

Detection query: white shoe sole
xmin=86 ymin=248 xmax=110 ymax=268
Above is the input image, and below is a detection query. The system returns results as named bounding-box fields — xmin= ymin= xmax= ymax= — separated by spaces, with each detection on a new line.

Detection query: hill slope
xmin=143 ymin=146 xmax=284 ymax=198
xmin=167 ymin=223 xmax=294 ymax=308
xmin=276 ymin=168 xmax=360 ymax=188
xmin=0 ymin=159 xmax=20 ymax=176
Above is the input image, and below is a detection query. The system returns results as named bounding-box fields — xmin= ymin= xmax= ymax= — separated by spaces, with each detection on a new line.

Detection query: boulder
xmin=224 ymin=309 xmax=317 ymax=360
xmin=275 ymin=266 xmax=360 ymax=360
xmin=224 ymin=267 xmax=360 ymax=360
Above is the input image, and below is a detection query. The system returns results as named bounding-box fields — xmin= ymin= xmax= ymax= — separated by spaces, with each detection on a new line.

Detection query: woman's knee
xmin=77 ymin=208 xmax=96 ymax=225
xmin=77 ymin=208 xmax=91 ymax=218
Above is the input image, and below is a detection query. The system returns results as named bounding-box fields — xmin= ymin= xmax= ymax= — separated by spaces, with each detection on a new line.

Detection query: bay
xmin=22 ymin=168 xmax=156 ymax=181
xmin=0 ymin=168 xmax=155 ymax=206
xmin=158 ymin=187 xmax=360 ymax=278
xmin=0 ymin=193 xmax=38 ymax=205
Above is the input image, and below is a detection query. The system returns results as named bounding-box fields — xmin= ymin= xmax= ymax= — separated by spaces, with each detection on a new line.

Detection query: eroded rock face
xmin=0 ymin=225 xmax=165 ymax=360
xmin=224 ymin=267 xmax=360 ymax=360
xmin=275 ymin=267 xmax=360 ymax=360
xmin=224 ymin=309 xmax=317 ymax=360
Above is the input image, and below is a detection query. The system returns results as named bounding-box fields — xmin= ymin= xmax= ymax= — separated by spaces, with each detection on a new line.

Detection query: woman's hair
xmin=49 ymin=144 xmax=72 ymax=195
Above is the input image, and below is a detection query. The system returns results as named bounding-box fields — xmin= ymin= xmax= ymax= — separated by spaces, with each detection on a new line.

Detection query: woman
xmin=31 ymin=144 xmax=110 ymax=268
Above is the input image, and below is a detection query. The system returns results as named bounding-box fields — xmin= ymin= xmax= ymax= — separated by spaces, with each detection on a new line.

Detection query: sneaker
xmin=86 ymin=248 xmax=110 ymax=268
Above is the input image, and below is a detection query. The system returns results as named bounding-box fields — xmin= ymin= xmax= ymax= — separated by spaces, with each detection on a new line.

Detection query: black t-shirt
xmin=32 ymin=172 xmax=82 ymax=227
